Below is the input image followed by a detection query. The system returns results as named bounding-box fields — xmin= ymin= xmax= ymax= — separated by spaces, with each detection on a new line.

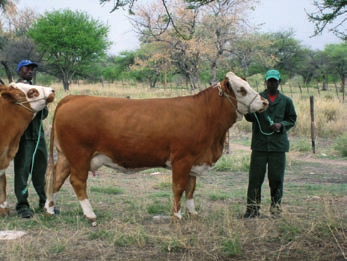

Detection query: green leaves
xmin=27 ymin=9 xmax=111 ymax=90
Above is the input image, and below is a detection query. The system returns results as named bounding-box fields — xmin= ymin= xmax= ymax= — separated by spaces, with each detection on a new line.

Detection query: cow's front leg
xmin=185 ymin=175 xmax=198 ymax=216
xmin=0 ymin=173 xmax=9 ymax=216
xmin=69 ymin=168 xmax=97 ymax=225
xmin=171 ymin=163 xmax=191 ymax=219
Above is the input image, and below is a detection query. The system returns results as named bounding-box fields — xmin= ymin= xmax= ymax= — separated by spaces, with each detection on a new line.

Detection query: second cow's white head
xmin=8 ymin=82 xmax=55 ymax=112
xmin=225 ymin=72 xmax=268 ymax=118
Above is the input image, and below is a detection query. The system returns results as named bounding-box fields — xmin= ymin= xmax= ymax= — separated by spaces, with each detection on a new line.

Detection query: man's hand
xmin=269 ymin=123 xmax=282 ymax=132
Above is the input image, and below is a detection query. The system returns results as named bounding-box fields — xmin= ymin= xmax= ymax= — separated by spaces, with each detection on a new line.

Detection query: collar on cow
xmin=216 ymin=83 xmax=260 ymax=115
xmin=216 ymin=83 xmax=242 ymax=117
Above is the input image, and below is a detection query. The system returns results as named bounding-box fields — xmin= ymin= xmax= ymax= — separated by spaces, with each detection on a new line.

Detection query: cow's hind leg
xmin=0 ymin=173 xmax=9 ymax=216
xmin=45 ymin=152 xmax=71 ymax=215
xmin=185 ymin=175 xmax=198 ymax=216
xmin=69 ymin=167 xmax=97 ymax=224
xmin=171 ymin=162 xmax=192 ymax=219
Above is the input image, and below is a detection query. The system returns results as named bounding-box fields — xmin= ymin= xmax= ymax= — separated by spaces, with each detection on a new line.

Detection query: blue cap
xmin=265 ymin=69 xmax=280 ymax=81
xmin=16 ymin=60 xmax=38 ymax=72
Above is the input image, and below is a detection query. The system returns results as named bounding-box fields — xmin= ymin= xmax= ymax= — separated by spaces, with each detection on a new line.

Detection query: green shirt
xmin=244 ymin=90 xmax=297 ymax=152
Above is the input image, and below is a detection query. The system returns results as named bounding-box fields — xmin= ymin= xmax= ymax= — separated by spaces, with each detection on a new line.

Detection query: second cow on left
xmin=0 ymin=82 xmax=55 ymax=217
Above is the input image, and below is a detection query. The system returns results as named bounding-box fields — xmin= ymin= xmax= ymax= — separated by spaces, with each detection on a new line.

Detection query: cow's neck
xmin=195 ymin=87 xmax=238 ymax=160
xmin=206 ymin=86 xmax=238 ymax=130
xmin=0 ymin=99 xmax=34 ymax=169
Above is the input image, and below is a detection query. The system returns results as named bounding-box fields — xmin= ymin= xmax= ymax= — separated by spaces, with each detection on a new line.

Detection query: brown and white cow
xmin=0 ymin=82 xmax=55 ymax=216
xmin=45 ymin=72 xmax=268 ymax=224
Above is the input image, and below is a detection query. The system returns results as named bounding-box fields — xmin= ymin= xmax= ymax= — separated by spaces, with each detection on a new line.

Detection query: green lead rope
xmin=22 ymin=112 xmax=43 ymax=195
xmin=253 ymin=112 xmax=275 ymax=136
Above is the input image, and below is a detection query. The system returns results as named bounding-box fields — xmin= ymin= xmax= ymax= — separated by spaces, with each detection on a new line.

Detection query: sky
xmin=18 ymin=0 xmax=342 ymax=55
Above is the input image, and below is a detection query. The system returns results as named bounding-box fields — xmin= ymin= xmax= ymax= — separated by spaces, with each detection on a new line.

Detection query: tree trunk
xmin=63 ymin=80 xmax=70 ymax=91
xmin=322 ymin=75 xmax=327 ymax=91
xmin=0 ymin=61 xmax=13 ymax=83
xmin=210 ymin=61 xmax=217 ymax=84
xmin=341 ymin=76 xmax=345 ymax=102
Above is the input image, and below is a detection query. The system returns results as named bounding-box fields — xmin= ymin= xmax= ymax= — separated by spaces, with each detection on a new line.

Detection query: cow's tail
xmin=45 ymin=107 xmax=57 ymax=213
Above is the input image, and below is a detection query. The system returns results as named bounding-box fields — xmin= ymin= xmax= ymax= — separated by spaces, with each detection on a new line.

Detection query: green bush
xmin=334 ymin=134 xmax=347 ymax=157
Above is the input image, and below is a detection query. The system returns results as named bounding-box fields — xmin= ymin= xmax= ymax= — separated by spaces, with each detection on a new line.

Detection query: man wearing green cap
xmin=243 ymin=69 xmax=297 ymax=218
xmin=13 ymin=60 xmax=49 ymax=218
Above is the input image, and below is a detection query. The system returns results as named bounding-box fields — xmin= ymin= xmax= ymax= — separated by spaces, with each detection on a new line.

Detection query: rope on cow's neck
xmin=16 ymin=97 xmax=47 ymax=113
xmin=253 ymin=113 xmax=274 ymax=136
xmin=216 ymin=83 xmax=259 ymax=114
xmin=216 ymin=84 xmax=242 ymax=115
xmin=22 ymin=112 xmax=43 ymax=195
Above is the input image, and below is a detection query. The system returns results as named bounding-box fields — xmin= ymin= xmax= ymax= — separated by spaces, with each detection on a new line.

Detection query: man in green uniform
xmin=14 ymin=60 xmax=49 ymax=218
xmin=243 ymin=69 xmax=297 ymax=218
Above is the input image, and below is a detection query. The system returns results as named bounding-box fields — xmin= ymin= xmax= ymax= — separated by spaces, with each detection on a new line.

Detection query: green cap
xmin=265 ymin=70 xmax=280 ymax=81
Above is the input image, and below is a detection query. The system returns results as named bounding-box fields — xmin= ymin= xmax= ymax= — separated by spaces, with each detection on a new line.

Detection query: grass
xmin=1 ymin=80 xmax=346 ymax=260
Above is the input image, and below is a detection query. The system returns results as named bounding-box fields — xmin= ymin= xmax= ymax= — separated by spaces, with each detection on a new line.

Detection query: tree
xmin=131 ymin=43 xmax=173 ymax=87
xmin=132 ymin=0 xmax=205 ymax=89
xmin=295 ymin=48 xmax=321 ymax=85
xmin=0 ymin=4 xmax=39 ymax=83
xmin=103 ymin=51 xmax=137 ymax=82
xmin=224 ymin=33 xmax=274 ymax=78
xmin=267 ymin=32 xmax=303 ymax=78
xmin=324 ymin=43 xmax=347 ymax=99
xmin=28 ymin=10 xmax=110 ymax=91
xmin=199 ymin=0 xmax=255 ymax=83
xmin=307 ymin=0 xmax=347 ymax=40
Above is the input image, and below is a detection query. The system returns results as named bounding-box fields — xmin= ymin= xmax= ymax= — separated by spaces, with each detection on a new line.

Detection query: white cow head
xmin=7 ymin=82 xmax=55 ymax=112
xmin=225 ymin=72 xmax=268 ymax=119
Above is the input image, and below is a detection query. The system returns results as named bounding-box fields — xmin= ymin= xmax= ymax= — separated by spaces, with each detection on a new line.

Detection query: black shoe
xmin=17 ymin=208 xmax=34 ymax=219
xmin=243 ymin=210 xmax=259 ymax=219
xmin=53 ymin=207 xmax=60 ymax=215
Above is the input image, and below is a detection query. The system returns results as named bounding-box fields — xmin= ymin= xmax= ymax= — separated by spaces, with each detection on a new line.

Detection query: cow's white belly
xmin=90 ymin=154 xmax=212 ymax=176
xmin=165 ymin=161 xmax=212 ymax=176
xmin=90 ymin=153 xmax=164 ymax=174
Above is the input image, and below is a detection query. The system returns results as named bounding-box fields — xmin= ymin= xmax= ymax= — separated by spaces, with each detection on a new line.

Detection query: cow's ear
xmin=1 ymin=91 xmax=17 ymax=103
xmin=222 ymin=77 xmax=233 ymax=93
xmin=0 ymin=84 xmax=8 ymax=93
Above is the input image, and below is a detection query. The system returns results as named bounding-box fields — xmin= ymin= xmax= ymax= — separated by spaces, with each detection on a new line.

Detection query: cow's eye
xmin=237 ymin=86 xmax=247 ymax=96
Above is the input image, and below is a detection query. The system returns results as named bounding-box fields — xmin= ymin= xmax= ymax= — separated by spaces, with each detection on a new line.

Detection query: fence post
xmin=310 ymin=96 xmax=316 ymax=153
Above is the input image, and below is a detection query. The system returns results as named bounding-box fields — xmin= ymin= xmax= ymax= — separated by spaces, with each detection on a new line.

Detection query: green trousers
xmin=246 ymin=151 xmax=286 ymax=212
xmin=14 ymin=138 xmax=47 ymax=211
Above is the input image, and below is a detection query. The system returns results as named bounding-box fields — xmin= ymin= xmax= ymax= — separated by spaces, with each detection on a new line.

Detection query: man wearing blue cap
xmin=243 ymin=69 xmax=297 ymax=218
xmin=13 ymin=60 xmax=49 ymax=218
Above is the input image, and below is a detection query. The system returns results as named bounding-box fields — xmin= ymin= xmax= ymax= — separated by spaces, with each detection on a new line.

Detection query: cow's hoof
xmin=0 ymin=208 xmax=9 ymax=217
xmin=172 ymin=214 xmax=183 ymax=222
xmin=84 ymin=215 xmax=97 ymax=226
xmin=88 ymin=219 xmax=97 ymax=227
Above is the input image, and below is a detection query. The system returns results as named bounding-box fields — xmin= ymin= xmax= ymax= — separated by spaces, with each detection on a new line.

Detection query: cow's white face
xmin=9 ymin=82 xmax=55 ymax=112
xmin=226 ymin=72 xmax=268 ymax=115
